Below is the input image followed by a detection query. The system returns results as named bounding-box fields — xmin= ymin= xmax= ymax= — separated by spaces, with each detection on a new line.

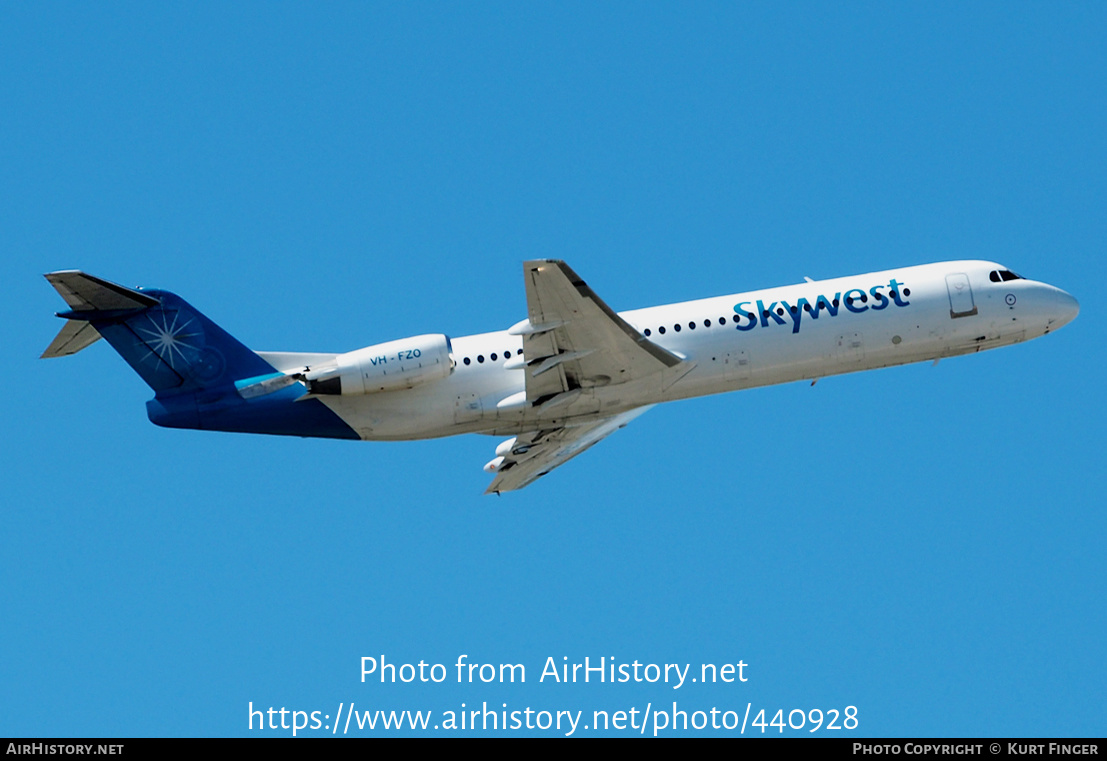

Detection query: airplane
xmin=42 ymin=260 xmax=1078 ymax=493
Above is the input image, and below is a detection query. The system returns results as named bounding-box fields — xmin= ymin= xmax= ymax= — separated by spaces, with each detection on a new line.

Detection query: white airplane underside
xmin=43 ymin=260 xmax=1078 ymax=493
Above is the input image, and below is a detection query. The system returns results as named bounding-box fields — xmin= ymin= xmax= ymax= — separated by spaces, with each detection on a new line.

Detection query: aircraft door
xmin=945 ymin=273 xmax=978 ymax=318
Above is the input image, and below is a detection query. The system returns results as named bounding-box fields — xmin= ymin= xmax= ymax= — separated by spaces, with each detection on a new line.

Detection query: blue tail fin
xmin=44 ymin=270 xmax=270 ymax=391
xmin=44 ymin=271 xmax=359 ymax=440
xmin=91 ymin=289 xmax=275 ymax=393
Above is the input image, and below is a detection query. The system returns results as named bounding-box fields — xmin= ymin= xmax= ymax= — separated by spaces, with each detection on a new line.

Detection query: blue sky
xmin=2 ymin=3 xmax=1104 ymax=737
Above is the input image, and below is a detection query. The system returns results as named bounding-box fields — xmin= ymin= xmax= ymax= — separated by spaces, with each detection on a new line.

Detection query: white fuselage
xmin=313 ymin=261 xmax=1078 ymax=441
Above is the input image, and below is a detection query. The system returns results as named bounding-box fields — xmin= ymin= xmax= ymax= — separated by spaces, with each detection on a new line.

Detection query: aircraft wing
xmin=484 ymin=405 xmax=653 ymax=494
xmin=513 ymin=260 xmax=682 ymax=401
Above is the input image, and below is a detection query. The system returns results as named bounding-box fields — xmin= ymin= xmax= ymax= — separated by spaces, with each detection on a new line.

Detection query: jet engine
xmin=302 ymin=334 xmax=454 ymax=395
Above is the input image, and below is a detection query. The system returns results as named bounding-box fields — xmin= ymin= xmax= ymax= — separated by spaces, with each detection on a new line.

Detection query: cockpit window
xmin=990 ymin=269 xmax=1023 ymax=283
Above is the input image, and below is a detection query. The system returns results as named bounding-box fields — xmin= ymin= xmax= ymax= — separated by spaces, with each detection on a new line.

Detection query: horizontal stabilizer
xmin=44 ymin=270 xmax=160 ymax=312
xmin=41 ymin=319 xmax=102 ymax=358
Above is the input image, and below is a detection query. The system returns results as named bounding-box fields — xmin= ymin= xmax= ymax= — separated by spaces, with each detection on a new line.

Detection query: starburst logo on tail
xmin=137 ymin=309 xmax=200 ymax=370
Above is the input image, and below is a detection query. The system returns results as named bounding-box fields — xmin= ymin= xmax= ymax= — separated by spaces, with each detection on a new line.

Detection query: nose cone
xmin=1051 ymin=289 xmax=1080 ymax=330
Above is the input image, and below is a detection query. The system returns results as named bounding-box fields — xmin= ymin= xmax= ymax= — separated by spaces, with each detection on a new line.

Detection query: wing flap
xmin=484 ymin=406 xmax=654 ymax=493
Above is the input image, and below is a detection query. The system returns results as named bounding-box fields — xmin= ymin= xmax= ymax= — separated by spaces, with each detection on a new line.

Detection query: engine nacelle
xmin=304 ymin=334 xmax=454 ymax=395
